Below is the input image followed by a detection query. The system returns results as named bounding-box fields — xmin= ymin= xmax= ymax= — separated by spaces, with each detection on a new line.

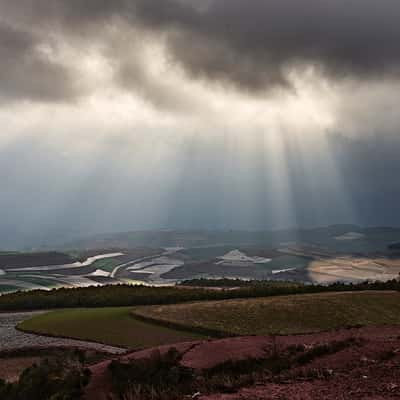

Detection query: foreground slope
xmin=84 ymin=326 xmax=400 ymax=400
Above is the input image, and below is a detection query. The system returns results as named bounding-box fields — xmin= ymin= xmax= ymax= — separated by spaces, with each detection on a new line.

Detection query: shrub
xmin=0 ymin=351 xmax=91 ymax=400
xmin=109 ymin=348 xmax=193 ymax=400
xmin=296 ymin=338 xmax=360 ymax=365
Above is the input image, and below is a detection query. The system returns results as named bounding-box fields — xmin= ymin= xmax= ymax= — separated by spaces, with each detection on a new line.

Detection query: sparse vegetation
xmin=0 ymin=350 xmax=91 ymax=400
xmin=295 ymin=338 xmax=360 ymax=365
xmin=108 ymin=337 xmax=359 ymax=399
xmin=109 ymin=348 xmax=192 ymax=399
xmin=133 ymin=291 xmax=400 ymax=336
xmin=109 ymin=347 xmax=264 ymax=399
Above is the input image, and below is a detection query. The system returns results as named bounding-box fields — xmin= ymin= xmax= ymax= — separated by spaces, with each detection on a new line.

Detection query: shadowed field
xmin=18 ymin=307 xmax=205 ymax=349
xmin=17 ymin=291 xmax=400 ymax=349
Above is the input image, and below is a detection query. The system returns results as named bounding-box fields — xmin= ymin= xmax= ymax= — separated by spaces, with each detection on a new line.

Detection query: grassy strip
xmin=132 ymin=312 xmax=233 ymax=338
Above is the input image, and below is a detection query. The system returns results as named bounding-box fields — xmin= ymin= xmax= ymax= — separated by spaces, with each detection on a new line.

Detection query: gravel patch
xmin=0 ymin=312 xmax=125 ymax=354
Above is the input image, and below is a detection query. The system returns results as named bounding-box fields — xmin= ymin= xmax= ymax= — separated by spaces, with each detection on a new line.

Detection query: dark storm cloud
xmin=129 ymin=0 xmax=400 ymax=90
xmin=2 ymin=0 xmax=400 ymax=100
xmin=0 ymin=22 xmax=79 ymax=102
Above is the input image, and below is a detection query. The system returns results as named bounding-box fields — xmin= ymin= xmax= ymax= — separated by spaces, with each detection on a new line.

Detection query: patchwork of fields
xmin=0 ymin=248 xmax=165 ymax=294
xmin=18 ymin=291 xmax=400 ymax=347
xmin=2 ymin=226 xmax=400 ymax=294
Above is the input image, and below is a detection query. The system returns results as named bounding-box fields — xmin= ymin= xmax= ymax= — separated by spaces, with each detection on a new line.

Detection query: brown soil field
xmin=309 ymin=256 xmax=400 ymax=283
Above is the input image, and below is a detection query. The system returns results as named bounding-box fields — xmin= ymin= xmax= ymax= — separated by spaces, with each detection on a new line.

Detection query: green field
xmin=90 ymin=258 xmax=121 ymax=272
xmin=133 ymin=291 xmax=400 ymax=336
xmin=18 ymin=307 xmax=205 ymax=349
xmin=0 ymin=285 xmax=20 ymax=294
xmin=15 ymin=276 xmax=61 ymax=288
xmin=18 ymin=291 xmax=400 ymax=348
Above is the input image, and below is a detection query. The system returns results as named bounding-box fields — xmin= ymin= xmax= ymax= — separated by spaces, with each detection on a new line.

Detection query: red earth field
xmin=84 ymin=325 xmax=400 ymax=400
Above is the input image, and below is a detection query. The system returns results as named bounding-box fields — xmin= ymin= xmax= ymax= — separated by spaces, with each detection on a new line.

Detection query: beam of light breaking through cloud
xmin=0 ymin=0 xmax=400 ymax=248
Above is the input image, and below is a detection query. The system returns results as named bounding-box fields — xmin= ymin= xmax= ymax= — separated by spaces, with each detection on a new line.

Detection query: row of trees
xmin=1 ymin=279 xmax=400 ymax=311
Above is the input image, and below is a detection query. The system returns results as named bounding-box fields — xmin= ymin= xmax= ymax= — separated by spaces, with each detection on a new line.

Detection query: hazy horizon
xmin=1 ymin=1 xmax=400 ymax=248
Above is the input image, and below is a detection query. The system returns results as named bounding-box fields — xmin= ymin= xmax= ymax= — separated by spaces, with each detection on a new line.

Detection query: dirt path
xmin=0 ymin=311 xmax=125 ymax=354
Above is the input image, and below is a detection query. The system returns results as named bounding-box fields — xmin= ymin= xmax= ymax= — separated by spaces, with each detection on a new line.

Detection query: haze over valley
xmin=2 ymin=1 xmax=400 ymax=399
xmin=1 ymin=226 xmax=400 ymax=294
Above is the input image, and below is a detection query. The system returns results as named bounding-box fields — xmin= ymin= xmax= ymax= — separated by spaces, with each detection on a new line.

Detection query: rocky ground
xmin=0 ymin=311 xmax=126 ymax=383
xmin=84 ymin=326 xmax=400 ymax=400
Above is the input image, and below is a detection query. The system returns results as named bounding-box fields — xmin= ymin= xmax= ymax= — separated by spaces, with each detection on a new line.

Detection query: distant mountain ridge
xmin=61 ymin=225 xmax=400 ymax=253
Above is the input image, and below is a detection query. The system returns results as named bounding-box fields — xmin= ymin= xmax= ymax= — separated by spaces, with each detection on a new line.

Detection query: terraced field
xmin=0 ymin=249 xmax=163 ymax=292
xmin=17 ymin=291 xmax=400 ymax=349
xmin=132 ymin=291 xmax=400 ymax=336
xmin=0 ymin=285 xmax=20 ymax=294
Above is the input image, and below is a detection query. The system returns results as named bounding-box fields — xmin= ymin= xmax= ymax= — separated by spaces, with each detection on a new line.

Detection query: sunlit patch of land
xmin=308 ymin=256 xmax=400 ymax=283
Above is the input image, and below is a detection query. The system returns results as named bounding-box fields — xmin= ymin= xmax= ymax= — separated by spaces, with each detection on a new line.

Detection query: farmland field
xmin=18 ymin=307 xmax=205 ymax=349
xmin=133 ymin=291 xmax=400 ymax=336
xmin=0 ymin=285 xmax=20 ymax=294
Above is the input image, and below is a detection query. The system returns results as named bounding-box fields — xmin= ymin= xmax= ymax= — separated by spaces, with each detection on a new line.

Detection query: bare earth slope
xmin=84 ymin=326 xmax=400 ymax=400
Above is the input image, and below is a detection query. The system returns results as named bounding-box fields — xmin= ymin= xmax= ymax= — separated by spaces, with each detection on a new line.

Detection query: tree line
xmin=1 ymin=279 xmax=400 ymax=311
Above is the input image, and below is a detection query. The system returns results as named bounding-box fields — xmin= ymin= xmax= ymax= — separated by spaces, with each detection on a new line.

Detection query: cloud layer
xmin=1 ymin=1 xmax=400 ymax=248
xmin=0 ymin=22 xmax=79 ymax=102
xmin=2 ymin=0 xmax=400 ymax=102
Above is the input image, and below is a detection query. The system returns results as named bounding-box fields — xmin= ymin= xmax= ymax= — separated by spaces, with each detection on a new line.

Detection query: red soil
xmin=84 ymin=326 xmax=400 ymax=400
xmin=0 ymin=357 xmax=41 ymax=382
xmin=85 ymin=341 xmax=199 ymax=399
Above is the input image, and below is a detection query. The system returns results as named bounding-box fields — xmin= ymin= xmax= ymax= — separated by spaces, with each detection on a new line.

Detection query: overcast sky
xmin=1 ymin=0 xmax=400 ymax=248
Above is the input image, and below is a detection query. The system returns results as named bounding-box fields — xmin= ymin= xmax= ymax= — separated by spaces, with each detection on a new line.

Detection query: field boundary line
xmin=131 ymin=310 xmax=235 ymax=339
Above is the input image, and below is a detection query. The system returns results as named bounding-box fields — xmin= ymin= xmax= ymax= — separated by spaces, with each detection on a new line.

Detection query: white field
xmin=88 ymin=269 xmax=111 ymax=277
xmin=334 ymin=232 xmax=365 ymax=241
xmin=272 ymin=267 xmax=297 ymax=275
xmin=127 ymin=256 xmax=184 ymax=282
xmin=4 ymin=252 xmax=124 ymax=272
xmin=217 ymin=250 xmax=272 ymax=265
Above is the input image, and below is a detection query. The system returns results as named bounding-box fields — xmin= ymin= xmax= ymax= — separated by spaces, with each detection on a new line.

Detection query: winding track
xmin=110 ymin=251 xmax=166 ymax=278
